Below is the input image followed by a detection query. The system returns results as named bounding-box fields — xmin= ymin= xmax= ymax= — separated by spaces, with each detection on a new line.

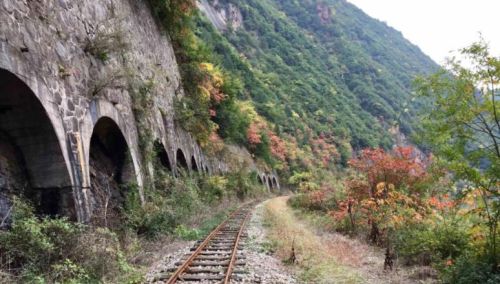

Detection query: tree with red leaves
xmin=332 ymin=146 xmax=431 ymax=269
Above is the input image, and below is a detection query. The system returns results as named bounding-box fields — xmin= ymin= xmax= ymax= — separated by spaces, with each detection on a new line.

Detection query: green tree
xmin=415 ymin=39 xmax=500 ymax=270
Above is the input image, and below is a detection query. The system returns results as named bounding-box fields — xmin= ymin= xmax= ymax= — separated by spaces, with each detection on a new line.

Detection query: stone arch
xmin=154 ymin=140 xmax=172 ymax=171
xmin=272 ymin=176 xmax=279 ymax=189
xmin=88 ymin=117 xmax=137 ymax=227
xmin=267 ymin=175 xmax=273 ymax=190
xmin=257 ymin=175 xmax=264 ymax=185
xmin=191 ymin=156 xmax=199 ymax=172
xmin=176 ymin=149 xmax=188 ymax=171
xmin=0 ymin=68 xmax=74 ymax=218
xmin=82 ymin=100 xmax=143 ymax=188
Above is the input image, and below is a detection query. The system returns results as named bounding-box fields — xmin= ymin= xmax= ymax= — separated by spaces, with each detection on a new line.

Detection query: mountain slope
xmin=196 ymin=0 xmax=438 ymax=166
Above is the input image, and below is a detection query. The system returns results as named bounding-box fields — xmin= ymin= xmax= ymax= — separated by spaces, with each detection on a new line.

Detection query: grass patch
xmin=262 ymin=196 xmax=364 ymax=284
xmin=174 ymin=207 xmax=235 ymax=241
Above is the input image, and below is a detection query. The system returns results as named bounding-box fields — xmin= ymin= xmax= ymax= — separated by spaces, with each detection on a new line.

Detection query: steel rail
xmin=223 ymin=210 xmax=252 ymax=284
xmin=165 ymin=206 xmax=247 ymax=284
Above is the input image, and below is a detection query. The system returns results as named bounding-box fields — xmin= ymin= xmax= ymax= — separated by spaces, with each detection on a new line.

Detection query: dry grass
xmin=262 ymin=196 xmax=437 ymax=284
xmin=263 ymin=196 xmax=363 ymax=284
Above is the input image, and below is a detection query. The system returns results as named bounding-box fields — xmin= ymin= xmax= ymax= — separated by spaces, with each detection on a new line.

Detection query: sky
xmin=346 ymin=0 xmax=500 ymax=65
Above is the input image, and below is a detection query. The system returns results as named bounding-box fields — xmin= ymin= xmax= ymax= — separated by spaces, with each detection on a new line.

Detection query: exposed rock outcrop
xmin=198 ymin=0 xmax=243 ymax=31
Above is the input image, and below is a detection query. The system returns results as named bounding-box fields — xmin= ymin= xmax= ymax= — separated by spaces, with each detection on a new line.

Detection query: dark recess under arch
xmin=89 ymin=117 xmax=134 ymax=226
xmin=0 ymin=68 xmax=73 ymax=219
xmin=258 ymin=175 xmax=264 ymax=184
xmin=154 ymin=140 xmax=172 ymax=171
xmin=191 ymin=156 xmax=199 ymax=172
xmin=176 ymin=149 xmax=188 ymax=171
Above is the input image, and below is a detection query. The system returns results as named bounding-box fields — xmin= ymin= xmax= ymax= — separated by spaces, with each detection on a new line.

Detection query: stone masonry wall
xmin=0 ymin=0 xmax=279 ymax=222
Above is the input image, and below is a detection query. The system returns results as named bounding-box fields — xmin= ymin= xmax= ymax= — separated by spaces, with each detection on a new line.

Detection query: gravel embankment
xmin=146 ymin=201 xmax=297 ymax=283
xmin=240 ymin=202 xmax=298 ymax=283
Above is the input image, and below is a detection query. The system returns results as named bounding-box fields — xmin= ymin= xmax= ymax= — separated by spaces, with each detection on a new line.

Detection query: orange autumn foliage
xmin=246 ymin=122 xmax=262 ymax=145
xmin=428 ymin=194 xmax=455 ymax=211
xmin=311 ymin=134 xmax=339 ymax=167
xmin=333 ymin=147 xmax=431 ymax=240
xmin=348 ymin=146 xmax=427 ymax=195
xmin=268 ymin=131 xmax=286 ymax=161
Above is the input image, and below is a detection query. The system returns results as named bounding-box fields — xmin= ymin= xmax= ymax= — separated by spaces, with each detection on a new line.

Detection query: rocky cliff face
xmin=316 ymin=2 xmax=332 ymax=24
xmin=198 ymin=0 xmax=243 ymax=31
xmin=0 ymin=0 xmax=276 ymax=223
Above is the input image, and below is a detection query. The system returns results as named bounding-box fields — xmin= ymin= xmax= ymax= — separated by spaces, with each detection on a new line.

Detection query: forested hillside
xmin=194 ymin=0 xmax=438 ymax=170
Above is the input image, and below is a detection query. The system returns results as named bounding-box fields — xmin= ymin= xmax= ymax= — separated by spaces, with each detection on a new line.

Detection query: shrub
xmin=123 ymin=172 xmax=247 ymax=239
xmin=0 ymin=198 xmax=82 ymax=274
xmin=199 ymin=175 xmax=228 ymax=203
xmin=174 ymin=224 xmax=202 ymax=241
xmin=226 ymin=170 xmax=261 ymax=199
xmin=395 ymin=221 xmax=470 ymax=266
xmin=0 ymin=198 xmax=140 ymax=283
xmin=442 ymin=252 xmax=500 ymax=284
xmin=288 ymin=190 xmax=339 ymax=212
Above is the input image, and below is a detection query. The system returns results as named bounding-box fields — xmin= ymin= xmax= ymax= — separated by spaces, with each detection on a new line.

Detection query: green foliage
xmin=395 ymin=221 xmax=471 ymax=266
xmin=288 ymin=190 xmax=338 ymax=213
xmin=148 ymin=0 xmax=214 ymax=144
xmin=199 ymin=175 xmax=229 ymax=203
xmin=130 ymin=78 xmax=156 ymax=165
xmin=124 ymin=169 xmax=262 ymax=238
xmin=288 ymin=171 xmax=320 ymax=192
xmin=84 ymin=28 xmax=127 ymax=62
xmin=197 ymin=0 xmax=437 ymax=154
xmin=443 ymin=252 xmax=500 ymax=284
xmin=123 ymin=183 xmax=176 ymax=238
xmin=214 ymin=98 xmax=250 ymax=145
xmin=251 ymin=132 xmax=273 ymax=165
xmin=173 ymin=209 xmax=232 ymax=241
xmin=174 ymin=224 xmax=202 ymax=241
xmin=226 ymin=170 xmax=264 ymax=199
xmin=0 ymin=198 xmax=140 ymax=283
xmin=415 ymin=39 xmax=500 ymax=270
xmin=123 ymin=174 xmax=204 ymax=238
xmin=149 ymin=0 xmax=440 ymax=172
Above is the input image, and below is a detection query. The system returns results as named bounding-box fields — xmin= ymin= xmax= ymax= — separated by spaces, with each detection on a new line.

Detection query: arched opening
xmin=258 ymin=175 xmax=264 ymax=185
xmin=176 ymin=149 xmax=188 ymax=171
xmin=89 ymin=117 xmax=134 ymax=227
xmin=191 ymin=156 xmax=199 ymax=172
xmin=154 ymin=140 xmax=171 ymax=171
xmin=272 ymin=177 xmax=278 ymax=189
xmin=0 ymin=68 xmax=73 ymax=221
xmin=267 ymin=176 xmax=273 ymax=190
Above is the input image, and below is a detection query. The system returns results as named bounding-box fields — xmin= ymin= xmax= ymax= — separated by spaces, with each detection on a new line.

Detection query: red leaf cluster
xmin=348 ymin=146 xmax=427 ymax=195
xmin=311 ymin=135 xmax=339 ymax=167
xmin=246 ymin=122 xmax=262 ymax=145
xmin=268 ymin=131 xmax=286 ymax=161
xmin=428 ymin=195 xmax=454 ymax=211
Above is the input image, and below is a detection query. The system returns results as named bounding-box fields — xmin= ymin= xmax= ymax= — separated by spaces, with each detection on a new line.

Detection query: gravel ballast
xmin=146 ymin=201 xmax=297 ymax=283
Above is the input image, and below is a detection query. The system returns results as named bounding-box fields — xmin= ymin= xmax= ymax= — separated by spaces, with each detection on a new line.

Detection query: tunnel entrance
xmin=176 ymin=149 xmax=188 ymax=174
xmin=191 ymin=156 xmax=199 ymax=172
xmin=267 ymin=176 xmax=272 ymax=190
xmin=272 ymin=177 xmax=278 ymax=189
xmin=258 ymin=175 xmax=264 ymax=185
xmin=89 ymin=117 xmax=134 ymax=227
xmin=0 ymin=69 xmax=73 ymax=224
xmin=154 ymin=140 xmax=172 ymax=172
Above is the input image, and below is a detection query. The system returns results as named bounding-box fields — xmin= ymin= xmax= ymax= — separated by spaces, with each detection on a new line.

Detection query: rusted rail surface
xmin=164 ymin=203 xmax=254 ymax=284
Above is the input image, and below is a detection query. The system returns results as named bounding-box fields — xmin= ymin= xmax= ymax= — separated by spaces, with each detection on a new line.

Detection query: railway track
xmin=158 ymin=203 xmax=254 ymax=283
